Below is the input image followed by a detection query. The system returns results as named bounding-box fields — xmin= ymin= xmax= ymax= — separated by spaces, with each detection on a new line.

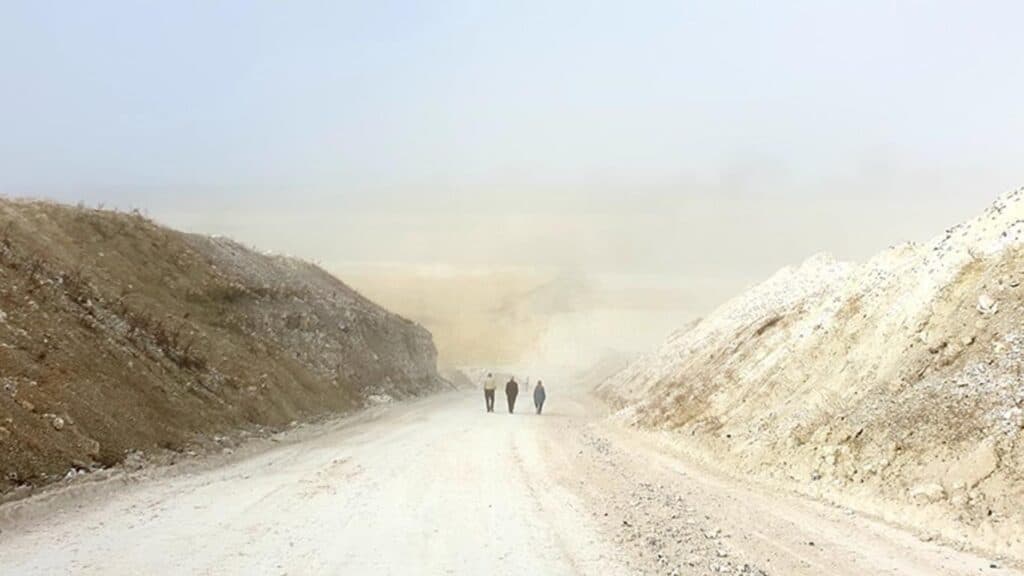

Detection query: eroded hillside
xmin=600 ymin=188 xmax=1024 ymax=562
xmin=0 ymin=200 xmax=446 ymax=495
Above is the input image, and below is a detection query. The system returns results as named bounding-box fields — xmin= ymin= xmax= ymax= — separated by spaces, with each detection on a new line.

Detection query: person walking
xmin=533 ymin=380 xmax=546 ymax=415
xmin=483 ymin=372 xmax=496 ymax=413
xmin=505 ymin=376 xmax=519 ymax=414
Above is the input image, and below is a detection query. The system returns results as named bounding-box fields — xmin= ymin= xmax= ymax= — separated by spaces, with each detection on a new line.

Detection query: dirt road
xmin=0 ymin=388 xmax=1017 ymax=575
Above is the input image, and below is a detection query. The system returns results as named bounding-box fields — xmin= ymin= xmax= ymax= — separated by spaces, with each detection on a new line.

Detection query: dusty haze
xmin=322 ymin=189 xmax=994 ymax=369
xmin=333 ymin=264 xmax=714 ymax=369
xmin=2 ymin=2 xmax=1021 ymax=368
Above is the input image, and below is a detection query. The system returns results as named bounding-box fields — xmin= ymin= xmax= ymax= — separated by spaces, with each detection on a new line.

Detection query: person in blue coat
xmin=533 ymin=380 xmax=546 ymax=415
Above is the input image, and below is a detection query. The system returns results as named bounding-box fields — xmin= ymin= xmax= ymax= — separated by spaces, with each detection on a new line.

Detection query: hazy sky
xmin=2 ymin=1 xmax=1021 ymax=285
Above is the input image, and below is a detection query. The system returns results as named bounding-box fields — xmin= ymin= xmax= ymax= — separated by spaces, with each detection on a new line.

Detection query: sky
xmin=2 ymin=1 xmax=1022 ymax=290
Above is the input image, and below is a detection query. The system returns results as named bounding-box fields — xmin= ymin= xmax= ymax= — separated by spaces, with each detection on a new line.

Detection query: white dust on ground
xmin=0 ymin=386 xmax=1016 ymax=576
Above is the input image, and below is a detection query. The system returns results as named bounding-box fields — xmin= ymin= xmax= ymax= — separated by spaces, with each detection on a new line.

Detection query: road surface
xmin=0 ymin=388 xmax=1018 ymax=575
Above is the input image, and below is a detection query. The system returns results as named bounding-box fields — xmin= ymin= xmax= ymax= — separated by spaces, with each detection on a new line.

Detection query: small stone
xmin=977 ymin=294 xmax=998 ymax=315
xmin=51 ymin=416 xmax=65 ymax=431
xmin=910 ymin=483 xmax=945 ymax=504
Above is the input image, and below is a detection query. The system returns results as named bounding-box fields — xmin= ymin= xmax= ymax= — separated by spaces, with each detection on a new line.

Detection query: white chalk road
xmin=0 ymin=388 xmax=1017 ymax=575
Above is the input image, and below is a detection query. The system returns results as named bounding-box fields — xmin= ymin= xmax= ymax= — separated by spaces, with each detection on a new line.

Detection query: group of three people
xmin=483 ymin=373 xmax=546 ymax=414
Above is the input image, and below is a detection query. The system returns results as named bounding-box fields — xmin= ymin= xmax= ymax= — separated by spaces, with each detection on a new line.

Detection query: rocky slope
xmin=0 ymin=199 xmax=447 ymax=496
xmin=599 ymin=188 xmax=1024 ymax=562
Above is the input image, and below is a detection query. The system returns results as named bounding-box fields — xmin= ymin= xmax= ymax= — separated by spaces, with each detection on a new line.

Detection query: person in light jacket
xmin=483 ymin=372 xmax=496 ymax=413
xmin=533 ymin=380 xmax=546 ymax=415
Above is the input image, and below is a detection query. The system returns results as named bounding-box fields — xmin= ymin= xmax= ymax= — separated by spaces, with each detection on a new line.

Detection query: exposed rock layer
xmin=600 ymin=189 xmax=1024 ymax=561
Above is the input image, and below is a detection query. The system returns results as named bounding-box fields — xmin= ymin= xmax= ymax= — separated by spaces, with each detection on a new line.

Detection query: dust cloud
xmin=165 ymin=188 xmax=991 ymax=376
xmin=329 ymin=191 xmax=991 ymax=373
xmin=335 ymin=263 xmax=725 ymax=373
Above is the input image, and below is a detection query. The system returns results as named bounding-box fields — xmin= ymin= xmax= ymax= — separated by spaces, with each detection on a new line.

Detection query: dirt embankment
xmin=599 ymin=188 xmax=1024 ymax=563
xmin=0 ymin=199 xmax=447 ymax=496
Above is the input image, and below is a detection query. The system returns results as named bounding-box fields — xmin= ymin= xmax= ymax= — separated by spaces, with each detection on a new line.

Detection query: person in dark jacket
xmin=505 ymin=377 xmax=519 ymax=414
xmin=533 ymin=380 xmax=546 ymax=415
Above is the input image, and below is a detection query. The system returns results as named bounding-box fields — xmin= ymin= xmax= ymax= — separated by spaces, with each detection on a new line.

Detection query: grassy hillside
xmin=0 ymin=200 xmax=446 ymax=495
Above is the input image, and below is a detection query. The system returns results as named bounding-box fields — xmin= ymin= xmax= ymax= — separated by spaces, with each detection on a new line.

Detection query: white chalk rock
xmin=977 ymin=294 xmax=998 ymax=315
